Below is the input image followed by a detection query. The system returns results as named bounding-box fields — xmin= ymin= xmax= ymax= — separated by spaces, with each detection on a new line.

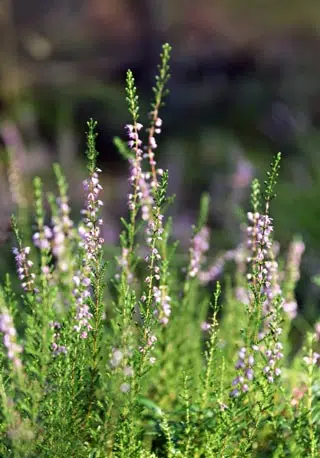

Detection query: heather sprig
xmin=263 ymin=152 xmax=281 ymax=211
xmin=250 ymin=178 xmax=261 ymax=213
xmin=123 ymin=70 xmax=144 ymax=271
xmin=0 ymin=288 xmax=23 ymax=373
xmin=302 ymin=333 xmax=319 ymax=457
xmin=11 ymin=215 xmax=36 ymax=294
xmin=246 ymin=154 xmax=282 ymax=308
xmin=201 ymin=281 xmax=221 ymax=408
xmin=144 ymin=211 xmax=168 ymax=324
xmin=85 ymin=118 xmax=99 ymax=173
xmin=147 ymin=43 xmax=172 ymax=186
xmin=186 ymin=192 xmax=211 ymax=283
xmin=74 ymin=121 xmax=105 ymax=339
xmin=282 ymin=237 xmax=305 ymax=319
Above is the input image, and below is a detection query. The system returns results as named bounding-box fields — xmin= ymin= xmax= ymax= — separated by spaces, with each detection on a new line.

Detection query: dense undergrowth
xmin=0 ymin=44 xmax=319 ymax=457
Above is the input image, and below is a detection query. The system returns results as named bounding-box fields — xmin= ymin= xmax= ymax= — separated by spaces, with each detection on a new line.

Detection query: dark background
xmin=0 ymin=0 xmax=319 ymax=317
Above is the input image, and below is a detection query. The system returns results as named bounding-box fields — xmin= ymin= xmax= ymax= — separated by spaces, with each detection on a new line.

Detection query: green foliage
xmin=250 ymin=178 xmax=261 ymax=214
xmin=126 ymin=70 xmax=140 ymax=124
xmin=151 ymin=43 xmax=172 ymax=112
xmin=0 ymin=45 xmax=319 ymax=458
xmin=264 ymin=152 xmax=281 ymax=209
xmin=113 ymin=136 xmax=135 ymax=160
xmin=196 ymin=192 xmax=210 ymax=233
xmin=85 ymin=118 xmax=99 ymax=173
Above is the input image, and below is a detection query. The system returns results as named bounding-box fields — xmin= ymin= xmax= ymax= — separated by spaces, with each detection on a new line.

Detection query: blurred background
xmin=0 ymin=0 xmax=320 ymax=317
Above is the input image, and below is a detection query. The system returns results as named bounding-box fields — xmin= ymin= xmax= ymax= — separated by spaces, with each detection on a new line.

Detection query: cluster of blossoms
xmin=286 ymin=239 xmax=305 ymax=285
xmin=72 ymin=268 xmax=93 ymax=338
xmin=282 ymin=300 xmax=298 ymax=320
xmin=235 ymin=286 xmax=250 ymax=305
xmin=199 ymin=255 xmax=224 ymax=284
xmin=137 ymin=171 xmax=154 ymax=221
xmin=126 ymin=123 xmax=149 ymax=215
xmin=126 ymin=119 xmax=166 ymax=219
xmin=152 ymin=285 xmax=171 ymax=325
xmin=282 ymin=239 xmax=305 ymax=320
xmin=49 ymin=321 xmax=67 ymax=356
xmin=246 ymin=212 xmax=284 ymax=330
xmin=291 ymin=385 xmax=307 ymax=407
xmin=33 ymin=226 xmax=52 ymax=251
xmin=145 ymin=113 xmax=163 ymax=187
xmin=145 ymin=209 xmax=164 ymax=247
xmin=246 ymin=212 xmax=273 ymax=286
xmin=139 ymin=328 xmax=157 ymax=365
xmin=13 ymin=246 xmax=36 ymax=293
xmin=125 ymin=120 xmax=171 ymax=330
xmin=199 ymin=248 xmax=237 ymax=284
xmin=0 ymin=310 xmax=23 ymax=369
xmin=109 ymin=347 xmax=135 ymax=375
xmin=303 ymin=351 xmax=320 ymax=367
xmin=246 ymin=211 xmax=302 ymax=328
xmin=73 ymin=168 xmax=104 ymax=338
xmin=230 ymin=346 xmax=256 ymax=397
xmin=51 ymin=196 xmax=74 ymax=264
xmin=263 ymin=341 xmax=283 ymax=382
xmin=79 ymin=168 xmax=104 ymax=258
xmin=258 ymin=291 xmax=284 ymax=382
xmin=116 ymin=247 xmax=133 ymax=283
xmin=230 ymin=337 xmax=282 ymax=394
xmin=262 ymin=259 xmax=282 ymax=316
xmin=126 ymin=122 xmax=163 ymax=222
xmin=109 ymin=347 xmax=135 ymax=393
xmin=143 ymin=211 xmax=172 ymax=325
xmin=110 ymin=348 xmax=124 ymax=368
xmin=126 ymin=122 xmax=143 ymax=151
xmin=188 ymin=226 xmax=210 ymax=278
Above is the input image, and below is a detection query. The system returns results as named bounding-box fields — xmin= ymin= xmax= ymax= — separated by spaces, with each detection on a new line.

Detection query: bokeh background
xmin=0 ymin=0 xmax=320 ymax=318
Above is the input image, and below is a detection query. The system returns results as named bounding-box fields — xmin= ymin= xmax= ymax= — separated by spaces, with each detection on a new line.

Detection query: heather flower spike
xmin=282 ymin=237 xmax=305 ymax=319
xmin=187 ymin=193 xmax=211 ymax=280
xmin=147 ymin=43 xmax=172 ymax=186
xmin=11 ymin=215 xmax=36 ymax=294
xmin=141 ymin=175 xmax=171 ymax=328
xmin=231 ymin=346 xmax=256 ymax=397
xmin=73 ymin=120 xmax=105 ymax=338
xmin=0 ymin=300 xmax=23 ymax=371
xmin=188 ymin=226 xmax=210 ymax=278
xmin=246 ymin=154 xmax=282 ymax=307
xmin=125 ymin=70 xmax=147 ymax=233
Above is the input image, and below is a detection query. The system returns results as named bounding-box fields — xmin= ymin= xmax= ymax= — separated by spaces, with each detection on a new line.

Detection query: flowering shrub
xmin=0 ymin=44 xmax=319 ymax=457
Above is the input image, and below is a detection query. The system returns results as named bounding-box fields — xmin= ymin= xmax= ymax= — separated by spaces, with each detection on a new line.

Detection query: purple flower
xmin=51 ymin=196 xmax=74 ymax=262
xmin=13 ymin=246 xmax=36 ymax=293
xmin=120 ymin=383 xmax=130 ymax=393
xmin=303 ymin=352 xmax=320 ymax=366
xmin=283 ymin=300 xmax=298 ymax=320
xmin=73 ymin=167 xmax=104 ymax=338
xmin=201 ymin=321 xmax=211 ymax=331
xmin=188 ymin=227 xmax=210 ymax=278
xmin=0 ymin=310 xmax=23 ymax=369
xmin=126 ymin=121 xmax=154 ymax=220
xmin=231 ymin=345 xmax=257 ymax=396
xmin=263 ymin=342 xmax=283 ymax=382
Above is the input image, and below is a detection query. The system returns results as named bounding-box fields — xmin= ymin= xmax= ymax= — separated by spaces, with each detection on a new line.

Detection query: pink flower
xmin=201 ymin=321 xmax=211 ymax=331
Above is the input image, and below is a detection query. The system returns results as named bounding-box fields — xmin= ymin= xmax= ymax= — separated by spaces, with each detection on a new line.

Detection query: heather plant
xmin=0 ymin=44 xmax=320 ymax=458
